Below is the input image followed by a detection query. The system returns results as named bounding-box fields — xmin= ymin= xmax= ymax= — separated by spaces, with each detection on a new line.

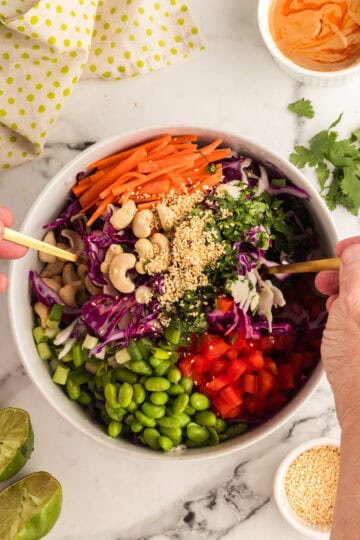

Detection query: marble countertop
xmin=0 ymin=1 xmax=359 ymax=538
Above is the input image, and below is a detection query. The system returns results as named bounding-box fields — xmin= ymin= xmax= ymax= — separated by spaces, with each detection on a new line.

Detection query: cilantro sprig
xmin=288 ymin=98 xmax=315 ymax=119
xmin=290 ymin=114 xmax=360 ymax=215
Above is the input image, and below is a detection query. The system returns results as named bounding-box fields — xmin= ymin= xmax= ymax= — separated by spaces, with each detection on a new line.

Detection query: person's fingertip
xmin=0 ymin=207 xmax=13 ymax=228
xmin=336 ymin=236 xmax=360 ymax=257
xmin=0 ymin=219 xmax=4 ymax=240
xmin=0 ymin=273 xmax=8 ymax=294
xmin=315 ymin=270 xmax=339 ymax=296
xmin=326 ymin=294 xmax=337 ymax=311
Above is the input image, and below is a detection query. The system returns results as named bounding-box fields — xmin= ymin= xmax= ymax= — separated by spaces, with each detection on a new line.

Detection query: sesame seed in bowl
xmin=274 ymin=438 xmax=340 ymax=539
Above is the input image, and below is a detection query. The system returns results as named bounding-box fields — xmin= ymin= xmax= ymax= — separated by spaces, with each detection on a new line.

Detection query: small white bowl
xmin=257 ymin=0 xmax=360 ymax=87
xmin=274 ymin=438 xmax=340 ymax=539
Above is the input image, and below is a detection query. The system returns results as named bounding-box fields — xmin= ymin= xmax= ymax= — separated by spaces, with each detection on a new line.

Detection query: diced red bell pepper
xmin=211 ymin=358 xmax=229 ymax=376
xmin=229 ymin=330 xmax=247 ymax=350
xmin=245 ymin=396 xmax=265 ymax=416
xmin=217 ymin=296 xmax=234 ymax=313
xmin=200 ymin=334 xmax=229 ymax=361
xmin=264 ymin=357 xmax=278 ymax=375
xmin=223 ymin=404 xmax=244 ymax=418
xmin=290 ymin=352 xmax=303 ymax=376
xmin=258 ymin=335 xmax=276 ymax=352
xmin=257 ymin=370 xmax=276 ymax=399
xmin=220 ymin=384 xmax=243 ymax=408
xmin=225 ymin=348 xmax=238 ymax=361
xmin=206 ymin=374 xmax=231 ymax=392
xmin=192 ymin=371 xmax=207 ymax=386
xmin=266 ymin=392 xmax=287 ymax=413
xmin=192 ymin=354 xmax=213 ymax=374
xmin=226 ymin=358 xmax=247 ymax=382
xmin=178 ymin=356 xmax=194 ymax=378
xmin=212 ymin=395 xmax=235 ymax=417
xmin=199 ymin=384 xmax=218 ymax=399
xmin=242 ymin=373 xmax=258 ymax=394
xmin=278 ymin=364 xmax=295 ymax=391
xmin=246 ymin=350 xmax=265 ymax=371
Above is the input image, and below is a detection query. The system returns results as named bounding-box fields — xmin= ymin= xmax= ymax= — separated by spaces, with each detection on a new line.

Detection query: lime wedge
xmin=0 ymin=408 xmax=34 ymax=481
xmin=0 ymin=471 xmax=62 ymax=540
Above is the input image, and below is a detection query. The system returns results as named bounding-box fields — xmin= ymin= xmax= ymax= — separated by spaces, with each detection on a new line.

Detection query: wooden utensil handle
xmin=267 ymin=257 xmax=341 ymax=275
xmin=3 ymin=227 xmax=77 ymax=263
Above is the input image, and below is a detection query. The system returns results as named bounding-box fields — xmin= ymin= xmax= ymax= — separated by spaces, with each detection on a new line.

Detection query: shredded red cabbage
xmin=29 ymin=271 xmax=81 ymax=321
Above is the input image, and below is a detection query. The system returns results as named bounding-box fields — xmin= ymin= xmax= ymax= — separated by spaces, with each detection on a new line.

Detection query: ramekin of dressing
xmin=258 ymin=0 xmax=360 ymax=86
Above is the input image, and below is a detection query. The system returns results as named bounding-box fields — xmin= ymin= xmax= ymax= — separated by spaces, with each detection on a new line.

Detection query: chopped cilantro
xmin=288 ymin=98 xmax=315 ymax=119
xmin=206 ymin=163 xmax=217 ymax=175
xmin=290 ymin=114 xmax=360 ymax=215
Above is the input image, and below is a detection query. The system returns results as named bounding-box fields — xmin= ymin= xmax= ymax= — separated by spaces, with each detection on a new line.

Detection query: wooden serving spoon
xmin=3 ymin=227 xmax=77 ymax=263
xmin=267 ymin=258 xmax=341 ymax=275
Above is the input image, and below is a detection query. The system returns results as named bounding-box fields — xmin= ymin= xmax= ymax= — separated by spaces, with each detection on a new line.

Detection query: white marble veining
xmin=0 ymin=1 xmax=359 ymax=538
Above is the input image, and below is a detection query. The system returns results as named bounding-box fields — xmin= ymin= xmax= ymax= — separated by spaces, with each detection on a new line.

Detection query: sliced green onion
xmin=82 ymin=334 xmax=99 ymax=350
xmin=52 ymin=364 xmax=70 ymax=385
xmin=115 ymin=348 xmax=131 ymax=365
xmin=33 ymin=326 xmax=46 ymax=345
xmin=37 ymin=342 xmax=52 ymax=361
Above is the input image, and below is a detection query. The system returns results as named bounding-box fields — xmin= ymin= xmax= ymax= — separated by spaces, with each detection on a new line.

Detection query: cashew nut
xmin=100 ymin=244 xmax=123 ymax=274
xmin=135 ymin=286 xmax=153 ymax=304
xmin=77 ymin=264 xmax=88 ymax=282
xmin=109 ymin=253 xmax=136 ymax=294
xmin=62 ymin=263 xmax=78 ymax=285
xmin=59 ymin=281 xmax=83 ymax=307
xmin=41 ymin=260 xmax=64 ymax=279
xmin=43 ymin=278 xmax=62 ymax=293
xmin=135 ymin=261 xmax=146 ymax=275
xmin=55 ymin=242 xmax=72 ymax=263
xmin=151 ymin=233 xmax=170 ymax=253
xmin=156 ymin=203 xmax=176 ymax=231
xmin=39 ymin=231 xmax=57 ymax=264
xmin=110 ymin=200 xmax=137 ymax=231
xmin=85 ymin=275 xmax=103 ymax=295
xmin=135 ymin=239 xmax=154 ymax=260
xmin=61 ymin=230 xmax=85 ymax=256
xmin=34 ymin=302 xmax=49 ymax=328
xmin=132 ymin=209 xmax=154 ymax=239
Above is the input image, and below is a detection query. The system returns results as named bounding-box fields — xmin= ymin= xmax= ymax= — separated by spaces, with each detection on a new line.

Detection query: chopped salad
xmin=30 ymin=134 xmax=326 ymax=452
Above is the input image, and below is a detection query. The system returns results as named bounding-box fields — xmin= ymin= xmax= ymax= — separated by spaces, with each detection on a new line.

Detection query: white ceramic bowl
xmin=258 ymin=0 xmax=360 ymax=87
xmin=8 ymin=126 xmax=338 ymax=460
xmin=274 ymin=437 xmax=340 ymax=539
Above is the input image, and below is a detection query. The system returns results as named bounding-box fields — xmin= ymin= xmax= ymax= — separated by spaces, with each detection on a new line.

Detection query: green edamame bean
xmin=113 ymin=367 xmax=138 ymax=384
xmin=152 ymin=347 xmax=170 ymax=360
xmin=168 ymin=351 xmax=179 ymax=364
xmin=124 ymin=414 xmax=134 ymax=426
xmin=187 ymin=424 xmax=210 ymax=444
xmin=105 ymin=402 xmax=126 ymax=421
xmin=149 ymin=356 xmax=163 ymax=369
xmin=157 ymin=340 xmax=176 ymax=351
xmin=142 ymin=402 xmax=165 ymax=419
xmin=167 ymin=383 xmax=185 ymax=396
xmin=142 ymin=428 xmax=160 ymax=450
xmin=195 ymin=410 xmax=216 ymax=427
xmin=226 ymin=423 xmax=248 ymax=439
xmin=127 ymin=401 xmax=138 ymax=413
xmin=189 ymin=392 xmax=210 ymax=411
xmin=133 ymin=383 xmax=146 ymax=404
xmin=215 ymin=418 xmax=227 ymax=434
xmin=184 ymin=405 xmax=196 ymax=416
xmin=155 ymin=360 xmax=171 ymax=376
xmin=118 ymin=382 xmax=133 ymax=408
xmin=157 ymin=416 xmax=180 ymax=429
xmin=172 ymin=393 xmax=189 ymax=414
xmin=145 ymin=377 xmax=170 ymax=392
xmin=139 ymin=375 xmax=148 ymax=384
xmin=104 ymin=383 xmax=121 ymax=409
xmin=167 ymin=366 xmax=182 ymax=384
xmin=150 ymin=391 xmax=169 ymax=405
xmin=129 ymin=360 xmax=152 ymax=375
xmin=78 ymin=390 xmax=92 ymax=405
xmin=158 ymin=436 xmax=173 ymax=452
xmin=135 ymin=410 xmax=156 ymax=428
xmin=108 ymin=420 xmax=122 ymax=438
xmin=130 ymin=419 xmax=143 ymax=433
xmin=185 ymin=439 xmax=205 ymax=448
xmin=180 ymin=377 xmax=193 ymax=394
xmin=66 ymin=378 xmax=80 ymax=401
xmin=158 ymin=426 xmax=182 ymax=444
xmin=207 ymin=426 xmax=220 ymax=445
xmin=136 ymin=338 xmax=153 ymax=360
xmin=128 ymin=340 xmax=143 ymax=362
xmin=170 ymin=412 xmax=191 ymax=428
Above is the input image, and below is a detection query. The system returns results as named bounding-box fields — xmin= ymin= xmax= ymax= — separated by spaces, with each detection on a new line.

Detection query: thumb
xmin=0 ymin=219 xmax=4 ymax=241
xmin=339 ymin=243 xmax=360 ymax=298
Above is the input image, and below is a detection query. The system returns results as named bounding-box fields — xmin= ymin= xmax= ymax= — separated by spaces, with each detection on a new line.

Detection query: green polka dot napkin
xmin=0 ymin=0 xmax=204 ymax=170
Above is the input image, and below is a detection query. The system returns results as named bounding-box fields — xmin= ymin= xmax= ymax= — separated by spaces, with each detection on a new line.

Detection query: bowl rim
xmin=273 ymin=437 xmax=340 ymax=539
xmin=8 ymin=125 xmax=339 ymax=460
xmin=257 ymin=0 xmax=360 ymax=79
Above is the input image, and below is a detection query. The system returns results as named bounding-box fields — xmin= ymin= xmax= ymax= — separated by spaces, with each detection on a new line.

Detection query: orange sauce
xmin=269 ymin=0 xmax=360 ymax=71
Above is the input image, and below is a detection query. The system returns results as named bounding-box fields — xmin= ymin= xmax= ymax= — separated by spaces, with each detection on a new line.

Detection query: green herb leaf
xmin=288 ymin=98 xmax=315 ymax=119
xmin=351 ymin=128 xmax=360 ymax=142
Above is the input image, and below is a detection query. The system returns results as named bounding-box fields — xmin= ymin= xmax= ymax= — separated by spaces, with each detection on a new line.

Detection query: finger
xmin=0 ymin=239 xmax=27 ymax=259
xmin=315 ymin=271 xmax=339 ymax=296
xmin=336 ymin=236 xmax=360 ymax=257
xmin=326 ymin=294 xmax=338 ymax=312
xmin=0 ymin=207 xmax=14 ymax=227
xmin=0 ymin=273 xmax=8 ymax=293
xmin=0 ymin=219 xmax=4 ymax=241
xmin=338 ymin=243 xmax=360 ymax=298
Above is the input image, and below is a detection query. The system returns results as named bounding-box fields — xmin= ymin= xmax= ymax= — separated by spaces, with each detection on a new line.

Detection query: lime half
xmin=0 ymin=471 xmax=62 ymax=540
xmin=0 ymin=408 xmax=34 ymax=481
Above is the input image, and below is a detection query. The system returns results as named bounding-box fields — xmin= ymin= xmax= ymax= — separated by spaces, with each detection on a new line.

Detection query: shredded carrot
xmin=99 ymin=172 xmax=147 ymax=200
xmin=136 ymin=177 xmax=171 ymax=195
xmin=171 ymin=134 xmax=198 ymax=144
xmin=86 ymin=194 xmax=113 ymax=227
xmin=138 ymin=151 xmax=196 ymax=174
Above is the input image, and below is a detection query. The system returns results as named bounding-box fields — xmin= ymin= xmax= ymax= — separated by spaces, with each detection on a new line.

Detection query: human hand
xmin=0 ymin=207 xmax=28 ymax=293
xmin=315 ymin=237 xmax=360 ymax=428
